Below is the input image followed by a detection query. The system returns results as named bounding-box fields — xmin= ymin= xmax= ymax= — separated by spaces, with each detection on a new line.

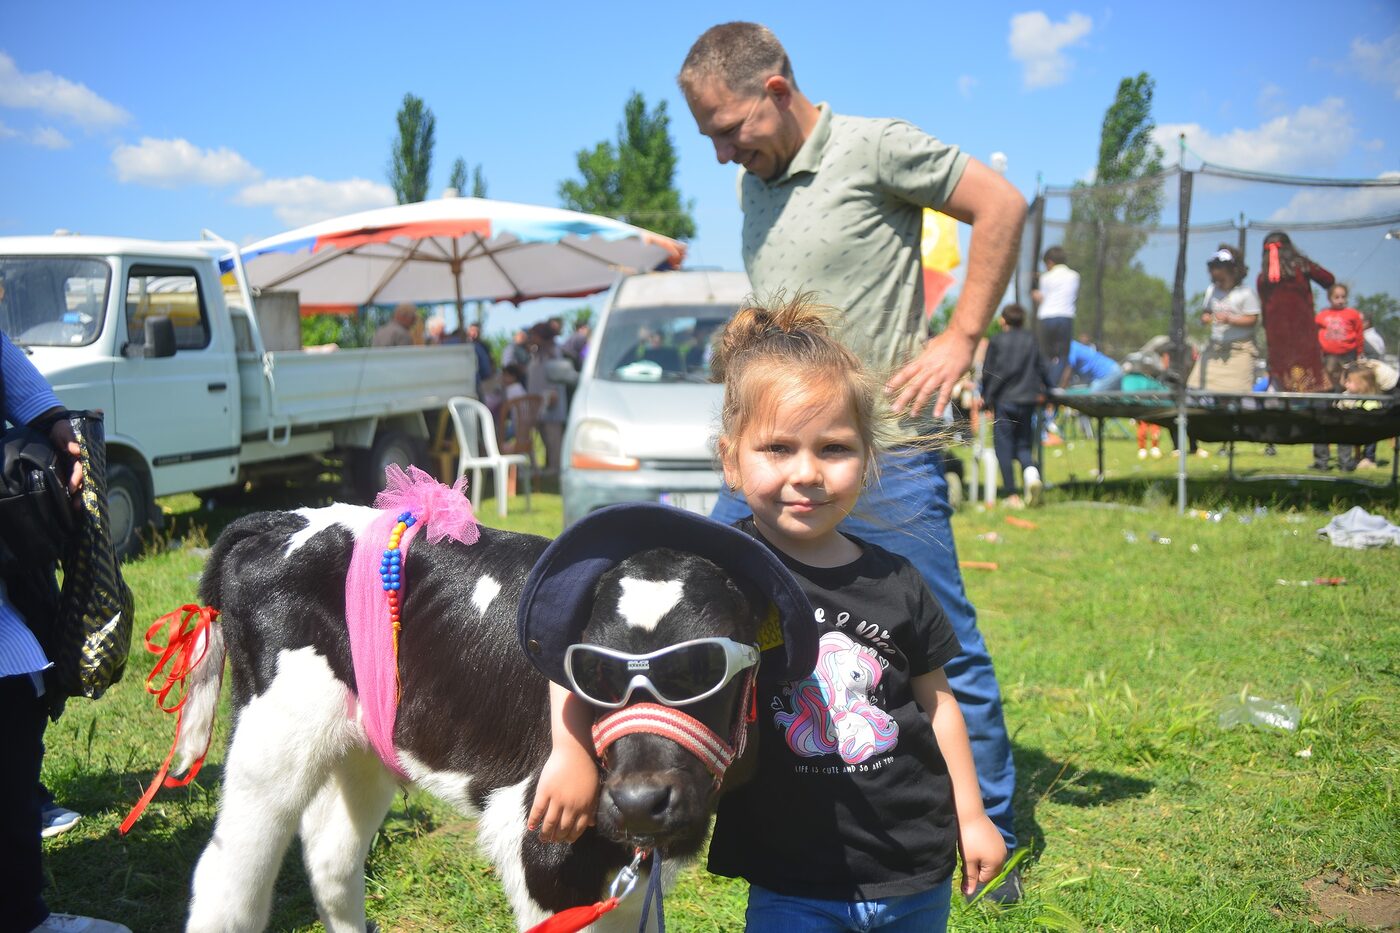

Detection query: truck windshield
xmin=596 ymin=304 xmax=738 ymax=383
xmin=0 ymin=257 xmax=111 ymax=348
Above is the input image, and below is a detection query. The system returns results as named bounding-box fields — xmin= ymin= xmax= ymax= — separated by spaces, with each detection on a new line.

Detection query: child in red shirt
xmin=1316 ymin=283 xmax=1366 ymax=390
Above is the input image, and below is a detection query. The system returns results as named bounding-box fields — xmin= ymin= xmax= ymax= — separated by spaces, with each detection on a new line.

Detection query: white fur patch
xmin=284 ymin=502 xmax=382 ymax=557
xmin=616 ymin=577 xmax=684 ymax=633
xmin=476 ymin=779 xmax=550 ymax=927
xmin=398 ymin=750 xmax=475 ymax=813
xmin=472 ymin=575 xmax=502 ymax=616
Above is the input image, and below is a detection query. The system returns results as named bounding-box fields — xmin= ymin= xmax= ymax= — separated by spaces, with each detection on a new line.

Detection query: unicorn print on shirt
xmin=774 ymin=631 xmax=899 ymax=764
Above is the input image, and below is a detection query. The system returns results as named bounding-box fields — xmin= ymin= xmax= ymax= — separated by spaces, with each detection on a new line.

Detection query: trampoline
xmin=1019 ymin=154 xmax=1400 ymax=510
xmin=1052 ymin=388 xmax=1400 ymax=500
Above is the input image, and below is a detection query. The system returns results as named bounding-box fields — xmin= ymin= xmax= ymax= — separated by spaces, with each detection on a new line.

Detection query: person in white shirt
xmin=1032 ymin=245 xmax=1079 ymax=388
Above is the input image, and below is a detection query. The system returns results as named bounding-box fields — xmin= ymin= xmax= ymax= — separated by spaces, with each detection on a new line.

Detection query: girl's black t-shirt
xmin=707 ymin=519 xmax=963 ymax=899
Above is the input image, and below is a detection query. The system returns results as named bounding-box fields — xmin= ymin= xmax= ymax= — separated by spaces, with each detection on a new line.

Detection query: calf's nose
xmin=608 ymin=779 xmax=675 ymax=834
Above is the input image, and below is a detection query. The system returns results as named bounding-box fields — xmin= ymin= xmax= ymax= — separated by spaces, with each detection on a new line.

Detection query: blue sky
xmin=3 ymin=1 xmax=1398 ymax=330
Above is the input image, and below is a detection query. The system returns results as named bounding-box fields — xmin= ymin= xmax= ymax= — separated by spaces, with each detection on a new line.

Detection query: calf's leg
xmin=188 ymin=647 xmax=361 ymax=932
xmin=299 ymin=749 xmax=399 ymax=933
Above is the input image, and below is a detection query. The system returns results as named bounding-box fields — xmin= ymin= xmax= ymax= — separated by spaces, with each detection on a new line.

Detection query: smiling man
xmin=679 ymin=21 xmax=1028 ymax=904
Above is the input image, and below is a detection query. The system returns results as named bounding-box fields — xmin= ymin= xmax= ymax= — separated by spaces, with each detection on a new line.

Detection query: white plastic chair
xmin=447 ymin=396 xmax=532 ymax=517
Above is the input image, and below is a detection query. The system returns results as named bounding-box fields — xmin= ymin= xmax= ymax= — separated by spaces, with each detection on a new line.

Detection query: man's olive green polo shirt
xmin=740 ymin=103 xmax=968 ymax=375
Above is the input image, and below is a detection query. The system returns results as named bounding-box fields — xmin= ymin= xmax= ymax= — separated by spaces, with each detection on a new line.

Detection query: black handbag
xmin=0 ymin=420 xmax=75 ymax=568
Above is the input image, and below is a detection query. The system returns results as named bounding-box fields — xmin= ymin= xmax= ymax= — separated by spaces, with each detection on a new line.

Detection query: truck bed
xmin=238 ymin=344 xmax=475 ymax=437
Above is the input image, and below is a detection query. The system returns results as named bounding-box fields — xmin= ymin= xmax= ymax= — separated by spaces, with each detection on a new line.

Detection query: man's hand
xmin=887 ymin=329 xmax=978 ymax=419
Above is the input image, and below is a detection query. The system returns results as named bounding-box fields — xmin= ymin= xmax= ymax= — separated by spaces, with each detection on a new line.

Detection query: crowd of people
xmin=371 ymin=305 xmax=592 ymax=478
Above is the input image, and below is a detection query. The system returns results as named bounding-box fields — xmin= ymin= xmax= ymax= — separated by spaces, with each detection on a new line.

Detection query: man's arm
xmin=888 ymin=159 xmax=1026 ymax=418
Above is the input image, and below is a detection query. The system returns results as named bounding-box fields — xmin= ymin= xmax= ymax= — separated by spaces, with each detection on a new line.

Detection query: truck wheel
xmin=353 ymin=429 xmax=427 ymax=501
xmin=108 ymin=464 xmax=152 ymax=561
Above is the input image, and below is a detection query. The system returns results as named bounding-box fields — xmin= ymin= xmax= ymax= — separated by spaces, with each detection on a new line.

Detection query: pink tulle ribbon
xmin=374 ymin=464 xmax=480 ymax=546
xmin=1266 ymin=242 xmax=1281 ymax=283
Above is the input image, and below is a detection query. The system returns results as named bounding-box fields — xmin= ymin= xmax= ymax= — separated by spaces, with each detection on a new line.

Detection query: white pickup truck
xmin=0 ymin=234 xmax=474 ymax=557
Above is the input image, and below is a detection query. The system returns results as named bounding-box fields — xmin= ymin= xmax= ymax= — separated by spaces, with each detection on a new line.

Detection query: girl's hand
xmin=528 ymin=740 xmax=600 ymax=844
xmin=958 ymin=814 xmax=1008 ymax=897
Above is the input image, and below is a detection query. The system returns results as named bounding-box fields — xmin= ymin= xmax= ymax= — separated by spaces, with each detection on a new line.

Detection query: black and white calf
xmin=169 ymin=501 xmax=812 ymax=932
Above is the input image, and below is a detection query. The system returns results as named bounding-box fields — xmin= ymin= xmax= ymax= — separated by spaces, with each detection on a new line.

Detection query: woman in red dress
xmin=1257 ymin=231 xmax=1334 ymax=392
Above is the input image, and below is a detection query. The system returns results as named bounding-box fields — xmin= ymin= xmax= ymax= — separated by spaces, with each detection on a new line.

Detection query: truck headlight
xmin=570 ymin=419 xmax=639 ymax=471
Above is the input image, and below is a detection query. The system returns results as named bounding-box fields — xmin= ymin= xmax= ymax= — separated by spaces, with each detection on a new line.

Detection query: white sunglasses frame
xmin=564 ymin=636 xmax=760 ymax=709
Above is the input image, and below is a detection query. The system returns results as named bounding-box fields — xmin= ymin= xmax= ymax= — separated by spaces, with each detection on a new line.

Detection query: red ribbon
xmin=1267 ymin=242 xmax=1281 ymax=283
xmin=120 ymin=605 xmax=221 ymax=834
xmin=524 ymin=897 xmax=620 ymax=933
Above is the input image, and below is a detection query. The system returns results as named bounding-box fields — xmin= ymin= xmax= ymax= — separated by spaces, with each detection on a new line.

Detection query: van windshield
xmin=0 ymin=257 xmax=111 ymax=348
xmin=596 ymin=304 xmax=737 ymax=383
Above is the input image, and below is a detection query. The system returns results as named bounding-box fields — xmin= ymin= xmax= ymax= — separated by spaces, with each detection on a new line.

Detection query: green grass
xmin=37 ymin=440 xmax=1400 ymax=931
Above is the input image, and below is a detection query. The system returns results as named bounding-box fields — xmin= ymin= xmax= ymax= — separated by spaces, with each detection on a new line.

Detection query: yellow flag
xmin=921 ymin=209 xmax=960 ymax=272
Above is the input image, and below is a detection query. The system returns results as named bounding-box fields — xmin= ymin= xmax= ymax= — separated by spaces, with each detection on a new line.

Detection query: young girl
xmin=1316 ymin=283 xmax=1366 ymax=390
xmin=1257 ymin=230 xmax=1335 ymax=392
xmin=707 ymin=298 xmax=1003 ymax=929
xmin=1191 ymin=244 xmax=1260 ymax=394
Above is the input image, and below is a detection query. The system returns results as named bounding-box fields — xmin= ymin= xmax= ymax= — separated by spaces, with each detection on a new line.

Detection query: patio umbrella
xmin=226 ymin=197 xmax=686 ymax=314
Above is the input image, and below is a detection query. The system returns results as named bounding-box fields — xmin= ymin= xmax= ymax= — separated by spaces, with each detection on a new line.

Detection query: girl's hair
xmin=1207 ymin=243 xmax=1247 ymax=286
xmin=1342 ymin=360 xmax=1380 ymax=393
xmin=1330 ymin=282 xmax=1350 ymax=297
xmin=711 ymin=293 xmax=889 ymax=470
xmin=1262 ymin=230 xmax=1309 ymax=281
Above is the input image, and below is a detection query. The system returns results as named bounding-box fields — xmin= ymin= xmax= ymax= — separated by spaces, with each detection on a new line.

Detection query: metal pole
xmin=1171 ymin=168 xmax=1194 ymax=514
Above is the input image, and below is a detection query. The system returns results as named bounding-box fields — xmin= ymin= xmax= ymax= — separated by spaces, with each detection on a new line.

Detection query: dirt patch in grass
xmin=1303 ymin=873 xmax=1400 ymax=930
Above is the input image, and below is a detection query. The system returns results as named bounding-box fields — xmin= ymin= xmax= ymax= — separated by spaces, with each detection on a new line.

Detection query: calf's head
xmin=517 ymin=503 xmax=817 ymax=857
xmin=580 ymin=549 xmax=764 ymax=856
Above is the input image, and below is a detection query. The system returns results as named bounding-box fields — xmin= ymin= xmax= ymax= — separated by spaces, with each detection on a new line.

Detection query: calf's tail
xmin=172 ymin=615 xmax=226 ymax=777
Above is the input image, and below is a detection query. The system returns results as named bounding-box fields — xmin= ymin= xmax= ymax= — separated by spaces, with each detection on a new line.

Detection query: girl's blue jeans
xmin=746 ymin=879 xmax=952 ymax=932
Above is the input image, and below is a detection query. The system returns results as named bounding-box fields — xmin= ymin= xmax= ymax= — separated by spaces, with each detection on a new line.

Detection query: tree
xmin=559 ymin=92 xmax=697 ymax=240
xmin=447 ymin=158 xmax=488 ymax=198
xmin=1356 ymin=291 xmax=1400 ymax=350
xmin=1063 ymin=73 xmax=1167 ymax=352
xmin=448 ymin=157 xmax=468 ymax=196
xmin=388 ymin=94 xmax=435 ymax=204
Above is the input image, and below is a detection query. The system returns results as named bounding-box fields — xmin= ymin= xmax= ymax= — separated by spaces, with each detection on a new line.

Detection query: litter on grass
xmin=1005 ymin=515 xmax=1038 ymax=530
xmin=960 ymin=561 xmax=999 ymax=571
xmin=1218 ymin=695 xmax=1300 ymax=731
xmin=1276 ymin=577 xmax=1347 ymax=586
xmin=975 ymin=532 xmax=1003 ymax=543
xmin=1318 ymin=507 xmax=1400 ymax=549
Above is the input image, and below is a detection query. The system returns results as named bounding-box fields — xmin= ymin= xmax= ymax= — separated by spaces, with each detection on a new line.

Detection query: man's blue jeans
xmin=711 ymin=447 xmax=1018 ymax=849
xmin=746 ymin=879 xmax=952 ymax=932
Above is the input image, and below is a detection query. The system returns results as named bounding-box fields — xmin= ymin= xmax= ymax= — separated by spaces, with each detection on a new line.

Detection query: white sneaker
xmin=1023 ymin=466 xmax=1043 ymax=507
xmin=31 ymin=915 xmax=132 ymax=933
xmin=1137 ymin=448 xmax=1148 ymax=460
xmin=40 ymin=804 xmax=81 ymax=839
xmin=1150 ymin=447 xmax=1162 ymax=459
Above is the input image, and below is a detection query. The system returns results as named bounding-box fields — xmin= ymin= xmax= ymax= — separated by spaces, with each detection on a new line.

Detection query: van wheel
xmin=108 ymin=464 xmax=152 ymax=560
xmin=353 ymin=429 xmax=427 ymax=501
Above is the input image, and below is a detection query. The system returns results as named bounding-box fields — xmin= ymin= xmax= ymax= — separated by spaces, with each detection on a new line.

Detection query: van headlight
xmin=570 ymin=419 xmax=640 ymax=471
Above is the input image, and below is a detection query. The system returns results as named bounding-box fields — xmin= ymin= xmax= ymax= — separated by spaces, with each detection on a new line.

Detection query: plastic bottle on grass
xmin=1217 ymin=695 xmax=1300 ymax=731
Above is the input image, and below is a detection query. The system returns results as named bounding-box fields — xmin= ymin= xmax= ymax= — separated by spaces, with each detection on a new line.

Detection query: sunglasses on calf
xmin=564 ymin=637 xmax=761 ymax=709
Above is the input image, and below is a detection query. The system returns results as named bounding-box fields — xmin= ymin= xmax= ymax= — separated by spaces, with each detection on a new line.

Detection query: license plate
xmin=658 ymin=491 xmax=717 ymax=515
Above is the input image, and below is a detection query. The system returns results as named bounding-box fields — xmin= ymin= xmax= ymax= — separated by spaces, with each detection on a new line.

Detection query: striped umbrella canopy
xmin=227 ymin=197 xmax=686 ymax=314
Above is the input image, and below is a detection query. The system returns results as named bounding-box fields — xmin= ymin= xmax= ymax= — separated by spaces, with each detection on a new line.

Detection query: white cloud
xmin=1008 ymin=11 xmax=1092 ymax=89
xmin=235 ymin=176 xmax=395 ymax=227
xmin=1154 ymin=98 xmax=1355 ymax=174
xmin=1346 ymin=31 xmax=1400 ymax=100
xmin=957 ymin=75 xmax=977 ymax=99
xmin=111 ymin=137 xmax=261 ymax=188
xmin=1269 ymin=171 xmax=1400 ymax=223
xmin=0 ymin=51 xmax=129 ymax=128
xmin=30 ymin=126 xmax=70 ymax=149
xmin=0 ymin=118 xmax=71 ymax=149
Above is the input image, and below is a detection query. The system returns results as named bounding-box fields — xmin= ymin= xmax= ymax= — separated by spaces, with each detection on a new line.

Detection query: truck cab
xmin=2 ymin=237 xmax=243 ymax=552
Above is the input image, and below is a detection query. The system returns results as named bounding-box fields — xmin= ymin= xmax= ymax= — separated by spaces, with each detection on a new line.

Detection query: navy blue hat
xmin=518 ymin=503 xmax=816 ymax=685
